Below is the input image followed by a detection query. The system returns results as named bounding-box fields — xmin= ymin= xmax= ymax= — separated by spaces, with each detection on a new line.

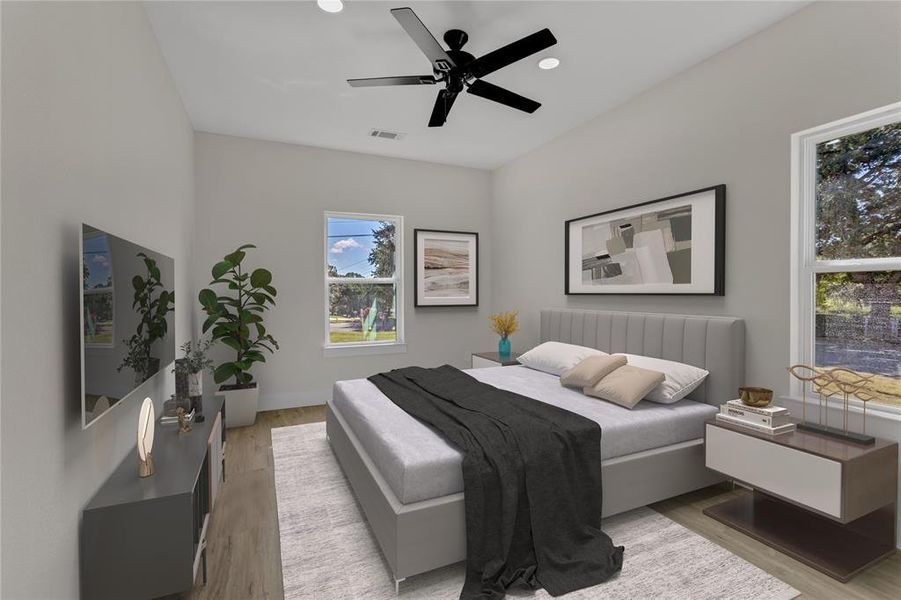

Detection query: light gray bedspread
xmin=332 ymin=365 xmax=717 ymax=504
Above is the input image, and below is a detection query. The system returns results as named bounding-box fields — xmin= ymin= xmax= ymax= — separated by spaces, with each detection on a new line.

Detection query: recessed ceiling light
xmin=538 ymin=57 xmax=560 ymax=70
xmin=317 ymin=0 xmax=344 ymax=14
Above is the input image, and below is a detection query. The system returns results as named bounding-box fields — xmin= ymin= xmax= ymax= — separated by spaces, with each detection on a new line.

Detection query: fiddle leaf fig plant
xmin=198 ymin=244 xmax=279 ymax=388
xmin=117 ymin=253 xmax=174 ymax=381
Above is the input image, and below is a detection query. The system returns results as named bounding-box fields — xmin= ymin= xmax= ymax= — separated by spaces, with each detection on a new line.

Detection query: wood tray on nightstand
xmin=703 ymin=418 xmax=898 ymax=582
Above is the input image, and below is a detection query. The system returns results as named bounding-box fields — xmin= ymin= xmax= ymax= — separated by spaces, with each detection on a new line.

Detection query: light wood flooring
xmin=182 ymin=407 xmax=900 ymax=600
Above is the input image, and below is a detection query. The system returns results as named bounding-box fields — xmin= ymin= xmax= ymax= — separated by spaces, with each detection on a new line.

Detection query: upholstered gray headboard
xmin=540 ymin=309 xmax=745 ymax=406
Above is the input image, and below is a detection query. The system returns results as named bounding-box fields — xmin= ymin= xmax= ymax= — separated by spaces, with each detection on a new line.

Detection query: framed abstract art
xmin=565 ymin=185 xmax=725 ymax=295
xmin=414 ymin=229 xmax=479 ymax=307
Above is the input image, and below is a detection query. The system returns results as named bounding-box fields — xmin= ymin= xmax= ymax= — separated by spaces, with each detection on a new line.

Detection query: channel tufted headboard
xmin=539 ymin=309 xmax=745 ymax=406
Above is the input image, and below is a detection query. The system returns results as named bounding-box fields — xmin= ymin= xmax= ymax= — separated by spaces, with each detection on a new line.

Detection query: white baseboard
xmin=259 ymin=388 xmax=331 ymax=411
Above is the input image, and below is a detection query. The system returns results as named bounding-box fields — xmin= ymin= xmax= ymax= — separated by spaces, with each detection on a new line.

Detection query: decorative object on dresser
xmin=137 ymin=397 xmax=155 ymax=478
xmin=162 ymin=407 xmax=195 ymax=426
xmin=81 ymin=394 xmax=226 ymax=599
xmin=199 ymin=244 xmax=279 ymax=428
xmin=717 ymin=399 xmax=796 ymax=435
xmin=565 ymin=185 xmax=725 ymax=295
xmin=177 ymin=407 xmax=192 ymax=433
xmin=174 ymin=337 xmax=214 ymax=423
xmin=488 ymin=309 xmax=518 ymax=357
xmin=414 ymin=229 xmax=479 ymax=306
xmin=471 ymin=351 xmax=522 ymax=369
xmin=738 ymin=386 xmax=773 ymax=407
xmin=787 ymin=364 xmax=878 ymax=445
xmin=704 ymin=417 xmax=898 ymax=582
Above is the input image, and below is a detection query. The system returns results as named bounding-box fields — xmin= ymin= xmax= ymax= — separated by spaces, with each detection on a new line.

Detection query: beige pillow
xmin=560 ymin=355 xmax=627 ymax=388
xmin=583 ymin=365 xmax=665 ymax=409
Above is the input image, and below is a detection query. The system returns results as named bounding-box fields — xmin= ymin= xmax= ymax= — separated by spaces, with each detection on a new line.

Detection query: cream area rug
xmin=272 ymin=422 xmax=799 ymax=600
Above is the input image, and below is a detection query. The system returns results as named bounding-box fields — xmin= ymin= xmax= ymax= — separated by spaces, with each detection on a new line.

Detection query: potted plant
xmin=174 ymin=336 xmax=214 ymax=414
xmin=118 ymin=253 xmax=175 ymax=384
xmin=489 ymin=310 xmax=519 ymax=358
xmin=198 ymin=244 xmax=278 ymax=428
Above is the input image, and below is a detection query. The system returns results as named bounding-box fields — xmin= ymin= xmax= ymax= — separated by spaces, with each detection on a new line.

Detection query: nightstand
xmin=471 ymin=352 xmax=522 ymax=369
xmin=703 ymin=417 xmax=898 ymax=582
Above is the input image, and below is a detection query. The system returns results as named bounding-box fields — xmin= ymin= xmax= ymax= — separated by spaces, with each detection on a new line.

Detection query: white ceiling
xmin=145 ymin=1 xmax=808 ymax=169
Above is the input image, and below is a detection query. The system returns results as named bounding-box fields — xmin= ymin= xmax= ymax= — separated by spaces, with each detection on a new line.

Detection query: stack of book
xmin=160 ymin=408 xmax=195 ymax=426
xmin=716 ymin=399 xmax=795 ymax=435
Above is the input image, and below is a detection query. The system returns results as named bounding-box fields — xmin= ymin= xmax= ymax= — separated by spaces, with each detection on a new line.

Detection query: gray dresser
xmin=81 ymin=395 xmax=225 ymax=599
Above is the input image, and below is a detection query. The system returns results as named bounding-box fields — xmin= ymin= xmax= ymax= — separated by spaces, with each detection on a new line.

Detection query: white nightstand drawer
xmin=471 ymin=355 xmax=499 ymax=369
xmin=706 ymin=424 xmax=842 ymax=518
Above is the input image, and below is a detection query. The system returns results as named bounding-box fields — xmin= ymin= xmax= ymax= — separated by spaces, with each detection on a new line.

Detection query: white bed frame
xmin=326 ymin=309 xmax=745 ymax=588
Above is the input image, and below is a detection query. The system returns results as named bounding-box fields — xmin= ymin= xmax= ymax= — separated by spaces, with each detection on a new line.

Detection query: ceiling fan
xmin=347 ymin=7 xmax=557 ymax=127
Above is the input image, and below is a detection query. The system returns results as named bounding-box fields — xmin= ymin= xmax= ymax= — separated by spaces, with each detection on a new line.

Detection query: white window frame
xmin=789 ymin=101 xmax=901 ymax=410
xmin=323 ymin=211 xmax=405 ymax=357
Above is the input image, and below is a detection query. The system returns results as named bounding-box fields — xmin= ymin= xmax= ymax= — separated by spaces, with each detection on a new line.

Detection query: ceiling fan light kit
xmin=538 ymin=57 xmax=560 ymax=70
xmin=347 ymin=7 xmax=557 ymax=127
xmin=317 ymin=0 xmax=344 ymax=14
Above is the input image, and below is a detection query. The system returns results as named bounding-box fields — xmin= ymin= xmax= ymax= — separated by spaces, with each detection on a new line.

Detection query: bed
xmin=326 ymin=308 xmax=745 ymax=587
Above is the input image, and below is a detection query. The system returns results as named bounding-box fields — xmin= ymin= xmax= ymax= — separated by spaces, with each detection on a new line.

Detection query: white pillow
xmin=615 ymin=354 xmax=708 ymax=404
xmin=518 ymin=342 xmax=606 ymax=376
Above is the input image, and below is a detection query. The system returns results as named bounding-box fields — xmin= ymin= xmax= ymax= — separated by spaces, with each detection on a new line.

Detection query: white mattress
xmin=331 ymin=365 xmax=718 ymax=505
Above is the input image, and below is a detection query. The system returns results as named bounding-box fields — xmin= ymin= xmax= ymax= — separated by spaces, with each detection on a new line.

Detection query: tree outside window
xmin=807 ymin=119 xmax=900 ymax=406
xmin=325 ymin=214 xmax=402 ymax=346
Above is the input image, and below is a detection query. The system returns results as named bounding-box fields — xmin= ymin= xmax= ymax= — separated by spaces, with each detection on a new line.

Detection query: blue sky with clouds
xmin=327 ymin=218 xmax=381 ymax=277
xmin=84 ymin=234 xmax=113 ymax=289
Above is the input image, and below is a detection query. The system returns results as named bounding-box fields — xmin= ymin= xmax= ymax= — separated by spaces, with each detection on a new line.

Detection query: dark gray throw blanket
xmin=368 ymin=365 xmax=624 ymax=599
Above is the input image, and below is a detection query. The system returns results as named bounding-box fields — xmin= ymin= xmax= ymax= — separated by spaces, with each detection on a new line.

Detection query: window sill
xmin=779 ymin=394 xmax=901 ymax=420
xmin=322 ymin=342 xmax=407 ymax=358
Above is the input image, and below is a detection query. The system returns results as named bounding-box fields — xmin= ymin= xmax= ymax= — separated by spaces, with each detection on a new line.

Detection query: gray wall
xmin=0 ymin=2 xmax=195 ymax=597
xmin=194 ymin=132 xmax=496 ymax=410
xmin=490 ymin=0 xmax=901 ymax=395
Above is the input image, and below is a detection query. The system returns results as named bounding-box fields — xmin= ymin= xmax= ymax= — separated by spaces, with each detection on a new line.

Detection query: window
xmin=791 ymin=103 xmax=900 ymax=409
xmin=324 ymin=212 xmax=404 ymax=351
xmin=82 ymin=229 xmax=115 ymax=348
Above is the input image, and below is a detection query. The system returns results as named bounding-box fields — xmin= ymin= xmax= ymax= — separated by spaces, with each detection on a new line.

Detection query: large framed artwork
xmin=414 ymin=229 xmax=479 ymax=307
xmin=565 ymin=185 xmax=725 ymax=295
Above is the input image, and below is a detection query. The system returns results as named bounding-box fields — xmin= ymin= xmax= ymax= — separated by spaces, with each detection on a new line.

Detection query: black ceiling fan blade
xmin=467 ymin=79 xmax=540 ymax=113
xmin=428 ymin=89 xmax=458 ymax=127
xmin=468 ymin=28 xmax=557 ymax=79
xmin=391 ymin=7 xmax=456 ymax=73
xmin=347 ymin=75 xmax=437 ymax=87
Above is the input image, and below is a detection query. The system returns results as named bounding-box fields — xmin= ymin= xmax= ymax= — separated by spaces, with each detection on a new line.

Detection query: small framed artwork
xmin=414 ymin=229 xmax=479 ymax=307
xmin=565 ymin=185 xmax=725 ymax=295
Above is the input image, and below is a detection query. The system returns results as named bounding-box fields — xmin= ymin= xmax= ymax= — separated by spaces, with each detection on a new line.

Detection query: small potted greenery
xmin=174 ymin=337 xmax=214 ymax=397
xmin=199 ymin=244 xmax=278 ymax=428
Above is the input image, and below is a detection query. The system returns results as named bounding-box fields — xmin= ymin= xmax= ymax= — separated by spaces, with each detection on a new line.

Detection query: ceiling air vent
xmin=369 ymin=129 xmax=405 ymax=141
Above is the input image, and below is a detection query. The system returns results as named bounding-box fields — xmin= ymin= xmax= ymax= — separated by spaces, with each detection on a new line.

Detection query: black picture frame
xmin=414 ymin=229 xmax=479 ymax=307
xmin=564 ymin=185 xmax=725 ymax=295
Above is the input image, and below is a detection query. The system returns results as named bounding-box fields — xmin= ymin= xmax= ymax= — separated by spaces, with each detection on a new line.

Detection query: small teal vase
xmin=498 ymin=336 xmax=511 ymax=358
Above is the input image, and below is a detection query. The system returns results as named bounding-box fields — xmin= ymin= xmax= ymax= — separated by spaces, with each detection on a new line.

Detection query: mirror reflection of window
xmin=82 ymin=230 xmax=115 ymax=347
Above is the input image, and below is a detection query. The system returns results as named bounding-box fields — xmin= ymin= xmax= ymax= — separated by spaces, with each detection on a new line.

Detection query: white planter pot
xmin=221 ymin=384 xmax=259 ymax=428
xmin=187 ymin=372 xmax=203 ymax=397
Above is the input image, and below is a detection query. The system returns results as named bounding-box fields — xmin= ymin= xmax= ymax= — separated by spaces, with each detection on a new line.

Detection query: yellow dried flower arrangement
xmin=489 ymin=310 xmax=519 ymax=339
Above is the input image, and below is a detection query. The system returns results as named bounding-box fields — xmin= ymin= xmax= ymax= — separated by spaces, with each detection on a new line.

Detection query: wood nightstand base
xmin=704 ymin=491 xmax=896 ymax=582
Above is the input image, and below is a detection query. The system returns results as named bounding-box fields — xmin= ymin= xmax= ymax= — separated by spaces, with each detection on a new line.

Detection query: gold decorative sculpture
xmin=787 ymin=364 xmax=879 ymax=445
xmin=738 ymin=386 xmax=774 ymax=407
xmin=176 ymin=407 xmax=192 ymax=434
